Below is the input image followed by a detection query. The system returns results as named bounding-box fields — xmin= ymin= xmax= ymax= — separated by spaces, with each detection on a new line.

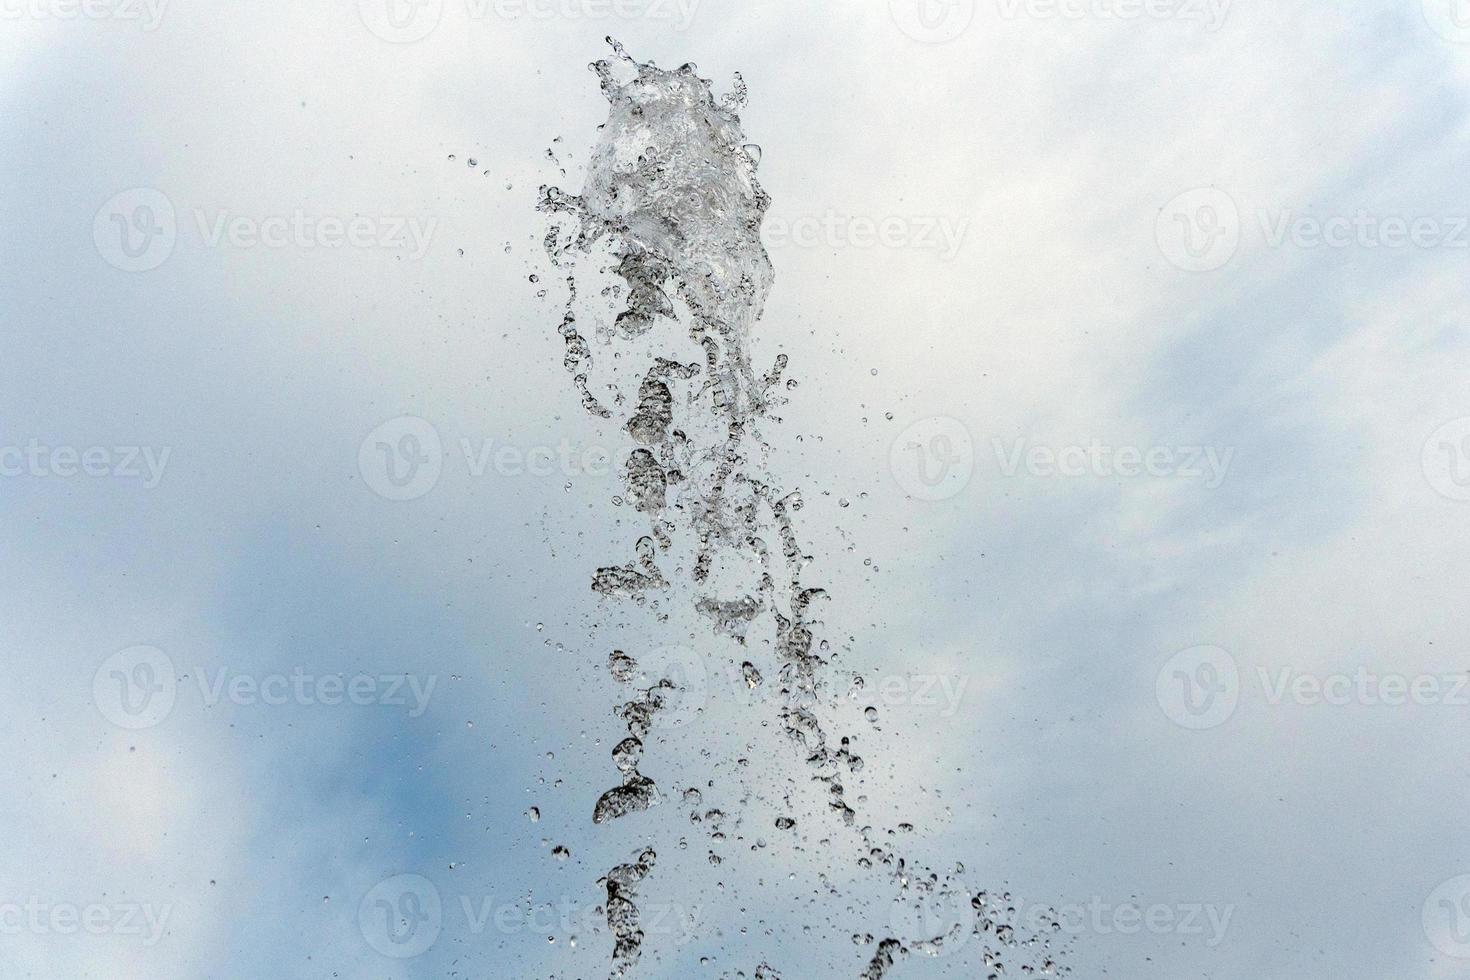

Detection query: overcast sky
xmin=4 ymin=1 xmax=1470 ymax=977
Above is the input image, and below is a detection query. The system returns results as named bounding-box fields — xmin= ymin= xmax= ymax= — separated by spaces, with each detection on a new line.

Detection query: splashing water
xmin=537 ymin=38 xmax=1071 ymax=979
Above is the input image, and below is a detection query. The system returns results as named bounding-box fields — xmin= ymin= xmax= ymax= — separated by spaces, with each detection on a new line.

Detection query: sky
xmin=4 ymin=0 xmax=1470 ymax=977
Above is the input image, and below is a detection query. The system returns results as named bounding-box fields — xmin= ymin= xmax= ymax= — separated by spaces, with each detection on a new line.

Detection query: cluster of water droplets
xmin=536 ymin=38 xmax=1070 ymax=980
